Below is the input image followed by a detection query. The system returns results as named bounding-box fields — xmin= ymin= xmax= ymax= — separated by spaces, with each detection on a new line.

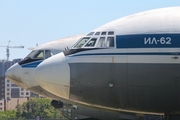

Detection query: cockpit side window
xmin=34 ymin=51 xmax=44 ymax=59
xmin=73 ymin=37 xmax=90 ymax=48
xmin=25 ymin=50 xmax=38 ymax=59
xmin=19 ymin=50 xmax=53 ymax=65
xmin=45 ymin=50 xmax=53 ymax=59
xmin=25 ymin=50 xmax=53 ymax=60
xmin=85 ymin=38 xmax=97 ymax=47
xmin=97 ymin=37 xmax=105 ymax=47
xmin=106 ymin=37 xmax=114 ymax=47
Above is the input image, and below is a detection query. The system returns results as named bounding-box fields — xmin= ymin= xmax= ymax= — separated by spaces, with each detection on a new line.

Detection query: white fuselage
xmin=34 ymin=7 xmax=180 ymax=115
xmin=6 ymin=34 xmax=85 ymax=96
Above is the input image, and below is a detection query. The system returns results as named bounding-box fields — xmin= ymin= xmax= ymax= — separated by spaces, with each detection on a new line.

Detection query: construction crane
xmin=0 ymin=41 xmax=24 ymax=61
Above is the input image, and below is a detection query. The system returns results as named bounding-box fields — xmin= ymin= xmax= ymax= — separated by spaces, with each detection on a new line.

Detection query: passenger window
xmin=45 ymin=50 xmax=53 ymax=59
xmin=97 ymin=37 xmax=105 ymax=47
xmin=106 ymin=37 xmax=114 ymax=47
xmin=85 ymin=38 xmax=97 ymax=47
xmin=73 ymin=37 xmax=90 ymax=48
xmin=101 ymin=32 xmax=106 ymax=35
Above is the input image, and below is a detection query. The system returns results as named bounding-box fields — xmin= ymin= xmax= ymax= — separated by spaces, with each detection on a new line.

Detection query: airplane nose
xmin=35 ymin=52 xmax=70 ymax=99
xmin=5 ymin=63 xmax=24 ymax=88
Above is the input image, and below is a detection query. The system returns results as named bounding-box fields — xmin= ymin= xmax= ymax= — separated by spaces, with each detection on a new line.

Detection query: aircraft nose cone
xmin=35 ymin=52 xmax=70 ymax=99
xmin=5 ymin=63 xmax=24 ymax=87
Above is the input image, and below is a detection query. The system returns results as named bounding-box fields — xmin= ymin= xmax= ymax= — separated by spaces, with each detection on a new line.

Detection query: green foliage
xmin=0 ymin=98 xmax=63 ymax=119
xmin=15 ymin=97 xmax=63 ymax=119
xmin=0 ymin=110 xmax=16 ymax=120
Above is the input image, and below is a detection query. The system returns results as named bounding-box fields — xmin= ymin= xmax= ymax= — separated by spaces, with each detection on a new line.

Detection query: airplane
xmin=6 ymin=33 xmax=137 ymax=120
xmin=5 ymin=34 xmax=84 ymax=97
xmin=6 ymin=34 xmax=124 ymax=120
xmin=5 ymin=33 xmax=124 ymax=120
xmin=31 ymin=6 xmax=180 ymax=120
xmin=6 ymin=6 xmax=180 ymax=120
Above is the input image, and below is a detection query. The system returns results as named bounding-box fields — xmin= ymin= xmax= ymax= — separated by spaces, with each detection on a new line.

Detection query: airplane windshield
xmin=73 ymin=37 xmax=90 ymax=48
xmin=72 ymin=31 xmax=115 ymax=49
xmin=25 ymin=50 xmax=44 ymax=60
xmin=19 ymin=50 xmax=53 ymax=65
xmin=25 ymin=50 xmax=38 ymax=59
xmin=85 ymin=38 xmax=97 ymax=47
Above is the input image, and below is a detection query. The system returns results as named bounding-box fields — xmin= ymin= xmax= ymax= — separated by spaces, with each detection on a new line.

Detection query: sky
xmin=1 ymin=0 xmax=180 ymax=60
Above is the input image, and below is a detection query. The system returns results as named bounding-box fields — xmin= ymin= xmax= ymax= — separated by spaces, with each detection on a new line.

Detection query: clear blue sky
xmin=1 ymin=0 xmax=180 ymax=60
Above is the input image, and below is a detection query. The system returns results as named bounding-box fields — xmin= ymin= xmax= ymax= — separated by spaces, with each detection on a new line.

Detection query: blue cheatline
xmin=21 ymin=60 xmax=43 ymax=68
xmin=116 ymin=34 xmax=180 ymax=48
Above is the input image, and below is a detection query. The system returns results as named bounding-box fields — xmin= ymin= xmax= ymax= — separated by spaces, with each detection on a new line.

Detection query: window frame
xmin=72 ymin=31 xmax=115 ymax=49
xmin=96 ymin=37 xmax=106 ymax=48
xmin=72 ymin=37 xmax=91 ymax=48
xmin=86 ymin=32 xmax=95 ymax=36
xmin=82 ymin=37 xmax=98 ymax=48
xmin=106 ymin=36 xmax=115 ymax=47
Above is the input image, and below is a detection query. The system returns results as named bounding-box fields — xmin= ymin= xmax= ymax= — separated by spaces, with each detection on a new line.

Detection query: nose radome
xmin=35 ymin=52 xmax=70 ymax=99
xmin=5 ymin=63 xmax=24 ymax=88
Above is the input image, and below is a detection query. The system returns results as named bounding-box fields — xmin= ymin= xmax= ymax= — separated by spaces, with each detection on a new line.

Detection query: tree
xmin=16 ymin=97 xmax=63 ymax=119
xmin=0 ymin=110 xmax=16 ymax=120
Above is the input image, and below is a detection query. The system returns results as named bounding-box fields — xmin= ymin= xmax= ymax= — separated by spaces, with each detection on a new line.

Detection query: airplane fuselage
xmin=6 ymin=7 xmax=180 ymax=119
xmin=67 ymin=47 xmax=180 ymax=113
xmin=35 ymin=33 xmax=180 ymax=114
xmin=35 ymin=6 xmax=180 ymax=114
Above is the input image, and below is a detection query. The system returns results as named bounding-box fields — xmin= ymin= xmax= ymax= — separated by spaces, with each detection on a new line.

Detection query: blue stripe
xmin=21 ymin=60 xmax=43 ymax=68
xmin=116 ymin=34 xmax=180 ymax=48
xmin=70 ymin=52 xmax=178 ymax=57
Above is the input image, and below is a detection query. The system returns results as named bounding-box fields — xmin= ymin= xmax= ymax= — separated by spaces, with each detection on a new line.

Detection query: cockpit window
xmin=25 ymin=50 xmax=38 ymax=59
xmin=34 ymin=51 xmax=44 ymax=59
xmin=45 ymin=50 xmax=53 ymax=59
xmin=73 ymin=37 xmax=90 ymax=48
xmin=97 ymin=37 xmax=105 ymax=47
xmin=106 ymin=37 xmax=114 ymax=47
xmin=86 ymin=32 xmax=94 ymax=36
xmin=101 ymin=32 xmax=106 ymax=35
xmin=72 ymin=31 xmax=115 ymax=49
xmin=108 ymin=31 xmax=114 ymax=35
xmin=94 ymin=32 xmax=100 ymax=35
xmin=85 ymin=38 xmax=97 ymax=47
xmin=25 ymin=50 xmax=44 ymax=60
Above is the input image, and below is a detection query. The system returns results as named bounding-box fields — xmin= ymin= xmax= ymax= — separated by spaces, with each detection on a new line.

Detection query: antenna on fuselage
xmin=28 ymin=43 xmax=38 ymax=50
